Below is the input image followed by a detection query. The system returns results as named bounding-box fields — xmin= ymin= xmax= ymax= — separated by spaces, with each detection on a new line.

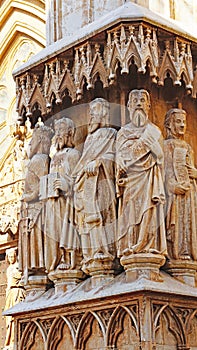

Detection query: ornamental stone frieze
xmin=7 ymin=278 xmax=197 ymax=350
xmin=106 ymin=24 xmax=158 ymax=82
xmin=158 ymin=38 xmax=193 ymax=89
xmin=14 ymin=20 xmax=197 ymax=127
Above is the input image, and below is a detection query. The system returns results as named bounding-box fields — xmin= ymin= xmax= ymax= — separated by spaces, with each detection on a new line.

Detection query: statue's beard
xmin=88 ymin=121 xmax=100 ymax=134
xmin=55 ymin=137 xmax=65 ymax=150
xmin=132 ymin=109 xmax=147 ymax=127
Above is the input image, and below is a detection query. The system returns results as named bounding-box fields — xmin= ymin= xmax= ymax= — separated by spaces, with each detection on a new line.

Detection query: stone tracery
xmin=15 ymin=22 xmax=196 ymax=126
xmin=3 ymin=2 xmax=197 ymax=350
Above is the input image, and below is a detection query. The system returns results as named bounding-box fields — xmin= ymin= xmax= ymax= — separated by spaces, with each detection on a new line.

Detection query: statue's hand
xmin=186 ymin=165 xmax=197 ymax=179
xmin=173 ymin=183 xmax=190 ymax=195
xmin=21 ymin=193 xmax=37 ymax=203
xmin=117 ymin=159 xmax=127 ymax=175
xmin=85 ymin=160 xmax=99 ymax=176
xmin=53 ymin=177 xmax=69 ymax=192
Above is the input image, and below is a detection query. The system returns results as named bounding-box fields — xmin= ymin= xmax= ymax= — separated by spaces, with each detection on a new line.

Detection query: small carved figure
xmin=73 ymin=98 xmax=117 ymax=266
xmin=44 ymin=118 xmax=81 ymax=272
xmin=18 ymin=124 xmax=53 ymax=284
xmin=4 ymin=248 xmax=25 ymax=349
xmin=116 ymin=89 xmax=167 ymax=257
xmin=164 ymin=108 xmax=197 ymax=260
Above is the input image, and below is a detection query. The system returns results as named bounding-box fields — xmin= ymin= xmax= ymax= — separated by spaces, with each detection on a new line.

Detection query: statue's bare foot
xmin=122 ymin=248 xmax=133 ymax=256
xmin=94 ymin=252 xmax=107 ymax=260
xmin=93 ymin=251 xmax=114 ymax=261
xmin=81 ymin=257 xmax=91 ymax=265
xmin=149 ymin=248 xmax=160 ymax=254
xmin=57 ymin=263 xmax=70 ymax=270
xmin=85 ymin=214 xmax=101 ymax=224
xmin=180 ymin=255 xmax=191 ymax=260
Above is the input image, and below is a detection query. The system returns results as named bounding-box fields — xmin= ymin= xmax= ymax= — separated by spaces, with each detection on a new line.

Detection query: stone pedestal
xmin=164 ymin=259 xmax=197 ymax=287
xmin=24 ymin=274 xmax=51 ymax=296
xmin=48 ymin=269 xmax=85 ymax=293
xmin=82 ymin=256 xmax=115 ymax=286
xmin=120 ymin=253 xmax=166 ymax=282
xmin=5 ymin=271 xmax=197 ymax=350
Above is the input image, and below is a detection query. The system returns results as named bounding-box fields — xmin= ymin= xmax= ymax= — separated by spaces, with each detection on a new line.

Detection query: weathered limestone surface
xmin=116 ymin=90 xmax=167 ymax=282
xmin=164 ymin=108 xmax=197 ymax=286
xmin=6 ymin=89 xmax=196 ymax=349
xmin=0 ymin=1 xmax=46 ymax=345
xmin=5 ymin=271 xmax=197 ymax=350
xmin=46 ymin=0 xmax=197 ymax=45
xmin=2 ymin=1 xmax=197 ymax=350
xmin=73 ymin=98 xmax=117 ymax=279
xmin=18 ymin=124 xmax=53 ymax=291
xmin=3 ymin=248 xmax=25 ymax=350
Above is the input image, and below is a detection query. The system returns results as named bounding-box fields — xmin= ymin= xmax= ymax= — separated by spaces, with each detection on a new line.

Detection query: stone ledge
xmin=4 ymin=270 xmax=197 ymax=316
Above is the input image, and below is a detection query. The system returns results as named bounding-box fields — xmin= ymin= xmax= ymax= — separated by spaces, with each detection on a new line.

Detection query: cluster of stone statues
xmin=18 ymin=89 xmax=197 ymax=289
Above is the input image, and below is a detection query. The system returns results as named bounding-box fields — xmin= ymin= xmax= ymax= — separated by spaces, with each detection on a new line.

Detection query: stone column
xmin=139 ymin=297 xmax=154 ymax=350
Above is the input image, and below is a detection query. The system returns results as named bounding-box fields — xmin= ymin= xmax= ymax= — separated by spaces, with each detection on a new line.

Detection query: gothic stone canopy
xmin=12 ymin=2 xmax=197 ymax=127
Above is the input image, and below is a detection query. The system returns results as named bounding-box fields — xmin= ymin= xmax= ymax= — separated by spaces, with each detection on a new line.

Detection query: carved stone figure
xmin=164 ymin=108 xmax=197 ymax=261
xmin=18 ymin=124 xmax=53 ymax=287
xmin=73 ymin=98 xmax=117 ymax=275
xmin=4 ymin=248 xmax=25 ymax=349
xmin=44 ymin=118 xmax=81 ymax=273
xmin=116 ymin=90 xmax=167 ymax=271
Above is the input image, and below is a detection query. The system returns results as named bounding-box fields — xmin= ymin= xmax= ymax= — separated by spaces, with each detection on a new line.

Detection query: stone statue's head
xmin=6 ymin=248 xmax=17 ymax=264
xmin=54 ymin=117 xmax=76 ymax=150
xmin=28 ymin=124 xmax=54 ymax=158
xmin=88 ymin=98 xmax=110 ymax=133
xmin=127 ymin=89 xmax=151 ymax=127
xmin=164 ymin=108 xmax=186 ymax=139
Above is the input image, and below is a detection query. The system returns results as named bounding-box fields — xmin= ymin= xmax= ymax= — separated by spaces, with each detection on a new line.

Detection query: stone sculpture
xmin=164 ymin=108 xmax=197 ymax=261
xmin=18 ymin=124 xmax=53 ymax=289
xmin=73 ymin=98 xmax=117 ymax=277
xmin=116 ymin=89 xmax=167 ymax=280
xmin=4 ymin=248 xmax=25 ymax=349
xmin=43 ymin=117 xmax=81 ymax=275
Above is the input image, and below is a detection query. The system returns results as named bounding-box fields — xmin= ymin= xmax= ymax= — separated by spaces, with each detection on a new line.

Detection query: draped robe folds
xmin=116 ymin=122 xmax=167 ymax=257
xmin=73 ymin=127 xmax=117 ymax=259
xmin=44 ymin=148 xmax=81 ymax=272
xmin=4 ymin=261 xmax=25 ymax=346
xmin=19 ymin=154 xmax=50 ymax=272
xmin=164 ymin=139 xmax=197 ymax=260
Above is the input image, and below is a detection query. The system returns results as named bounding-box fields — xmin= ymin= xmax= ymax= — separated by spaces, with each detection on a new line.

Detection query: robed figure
xmin=73 ymin=98 xmax=117 ymax=267
xmin=19 ymin=124 xmax=53 ymax=283
xmin=4 ymin=249 xmax=25 ymax=348
xmin=43 ymin=118 xmax=81 ymax=272
xmin=116 ymin=89 xmax=167 ymax=257
xmin=164 ymin=108 xmax=197 ymax=260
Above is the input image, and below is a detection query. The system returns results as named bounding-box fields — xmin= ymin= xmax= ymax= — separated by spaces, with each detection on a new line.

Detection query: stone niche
xmin=7 ymin=2 xmax=197 ymax=350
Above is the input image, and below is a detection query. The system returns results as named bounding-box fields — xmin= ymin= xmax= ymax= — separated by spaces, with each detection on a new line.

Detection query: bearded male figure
xmin=19 ymin=124 xmax=53 ymax=285
xmin=73 ymin=98 xmax=117 ymax=271
xmin=116 ymin=89 xmax=167 ymax=258
xmin=44 ymin=117 xmax=81 ymax=273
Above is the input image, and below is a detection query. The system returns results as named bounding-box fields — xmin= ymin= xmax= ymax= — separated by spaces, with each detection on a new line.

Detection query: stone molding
xmin=14 ymin=21 xmax=197 ymax=125
xmin=14 ymin=289 xmax=197 ymax=350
